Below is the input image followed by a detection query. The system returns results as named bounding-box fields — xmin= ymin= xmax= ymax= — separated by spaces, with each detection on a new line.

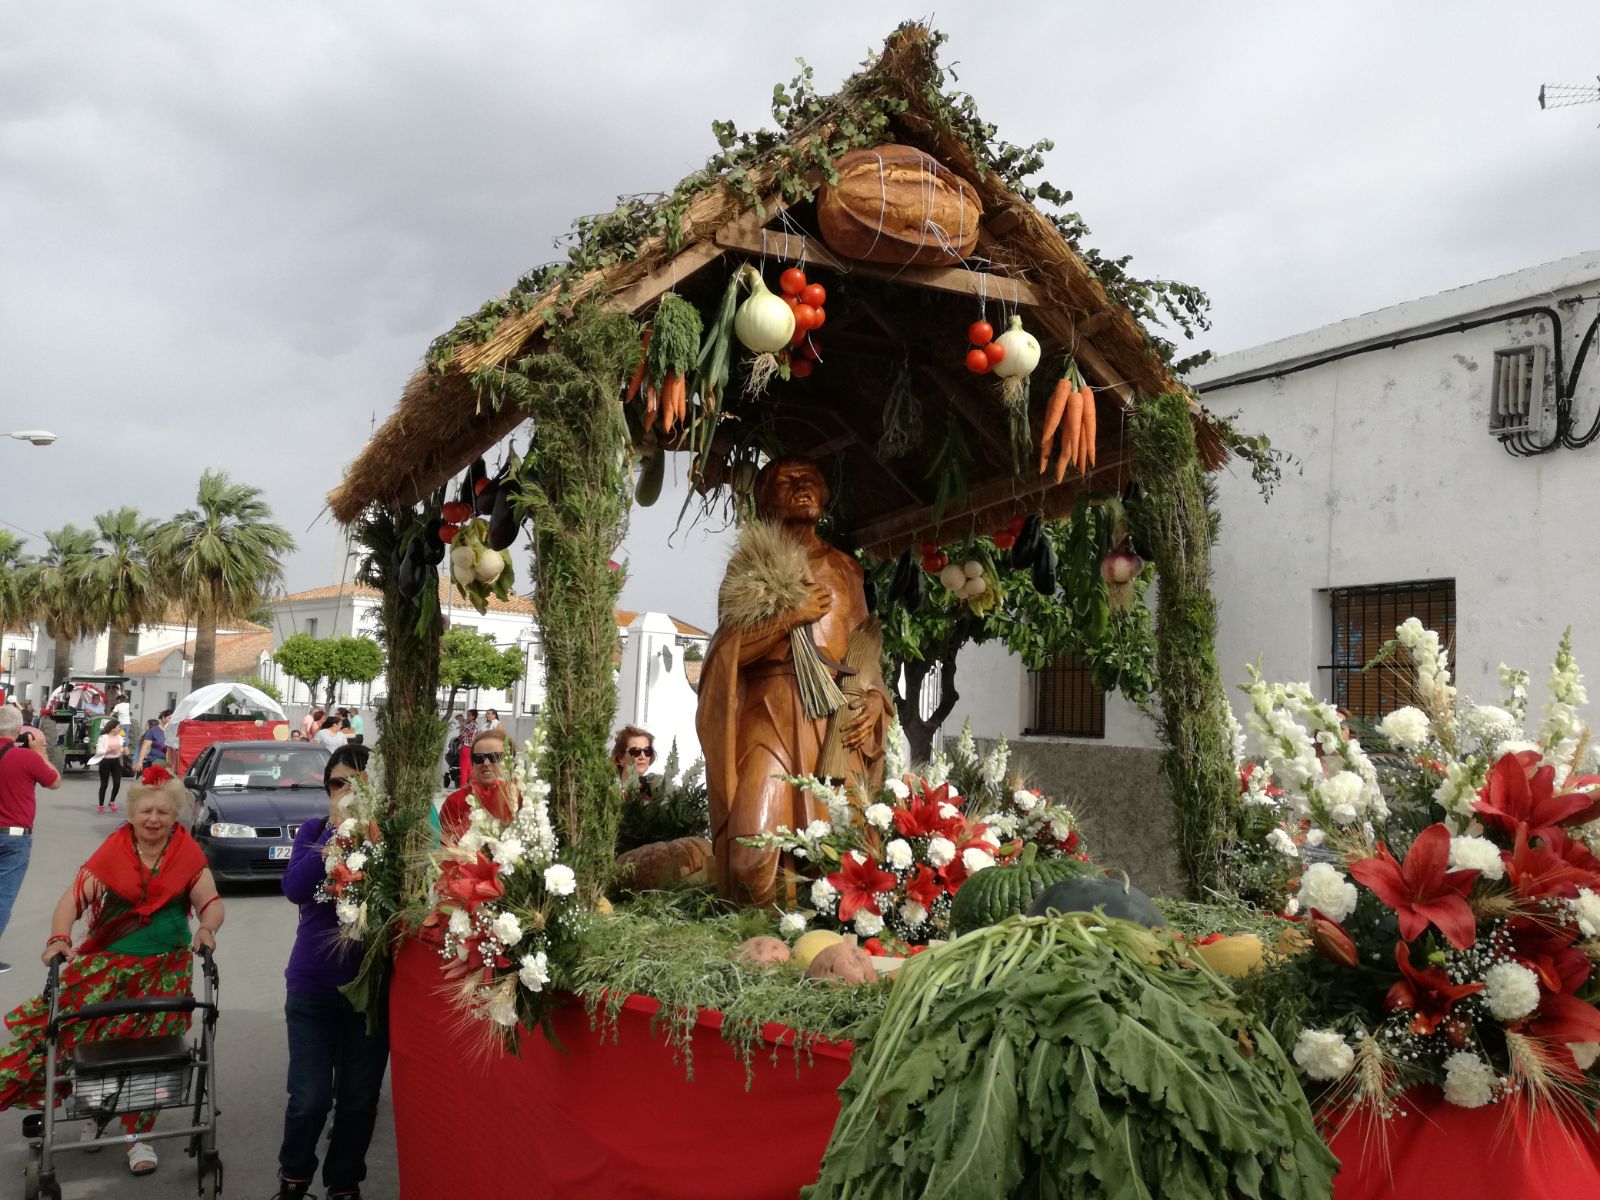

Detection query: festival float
xmin=315 ymin=21 xmax=1600 ymax=1199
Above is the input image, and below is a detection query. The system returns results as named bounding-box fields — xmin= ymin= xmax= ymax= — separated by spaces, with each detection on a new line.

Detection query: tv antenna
xmin=1539 ymin=78 xmax=1600 ymax=112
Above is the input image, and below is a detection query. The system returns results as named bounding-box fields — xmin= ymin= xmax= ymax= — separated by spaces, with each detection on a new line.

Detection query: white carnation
xmin=1296 ymin=863 xmax=1358 ymax=923
xmin=810 ymin=877 xmax=839 ymax=910
xmin=1442 ymin=1051 xmax=1499 ymax=1109
xmin=1378 ymin=706 xmax=1432 ymax=750
xmin=885 ymin=839 xmax=914 ymax=870
xmin=1012 ymin=789 xmax=1040 ymax=812
xmin=864 ymin=803 xmax=895 ymax=831
xmin=458 ymin=829 xmax=486 ymax=856
xmin=1266 ymin=828 xmax=1299 ymax=858
xmin=1483 ymin=962 xmax=1541 ymax=1021
xmin=926 ymin=837 xmax=956 ymax=868
xmin=777 ymin=911 xmax=808 ymax=938
xmin=492 ymin=911 xmax=524 ymax=947
xmin=886 ymin=778 xmax=910 ymax=800
xmin=804 ymin=819 xmax=832 ymax=840
xmin=486 ymin=988 xmax=520 ymax=1027
xmin=337 ymin=817 xmax=358 ymax=838
xmin=1574 ymin=888 xmax=1600 ymax=938
xmin=987 ymin=814 xmax=1019 ymax=838
xmin=1304 ymin=829 xmax=1326 ymax=847
xmin=518 ymin=951 xmax=550 ymax=993
xmin=961 ymin=847 xmax=996 ymax=874
xmin=448 ymin=907 xmax=472 ymax=937
xmin=492 ymin=838 xmax=525 ymax=868
xmin=1317 ymin=770 xmax=1370 ymax=824
xmin=542 ymin=864 xmax=577 ymax=897
xmin=1498 ymin=740 xmax=1541 ymax=758
xmin=335 ymin=900 xmax=359 ymax=926
xmin=1292 ymin=1029 xmax=1354 ymax=1081
xmin=344 ymin=850 xmax=368 ymax=872
xmin=1449 ymin=835 xmax=1505 ymax=881
xmin=853 ymin=910 xmax=885 ymax=938
xmin=1048 ymin=815 xmax=1074 ymax=842
xmin=899 ymin=900 xmax=928 ymax=928
xmin=938 ymin=803 xmax=961 ymax=820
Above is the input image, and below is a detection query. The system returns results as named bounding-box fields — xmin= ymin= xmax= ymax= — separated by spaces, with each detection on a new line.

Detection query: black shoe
xmin=328 ymin=1190 xmax=360 ymax=1200
xmin=0 ymin=962 xmax=12 ymax=974
xmin=272 ymin=1181 xmax=314 ymax=1200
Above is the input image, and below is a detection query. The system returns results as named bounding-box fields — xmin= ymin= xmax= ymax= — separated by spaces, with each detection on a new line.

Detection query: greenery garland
xmin=1130 ymin=392 xmax=1238 ymax=897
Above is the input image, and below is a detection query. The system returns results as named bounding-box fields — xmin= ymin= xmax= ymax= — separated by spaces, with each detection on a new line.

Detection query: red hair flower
xmin=140 ymin=765 xmax=172 ymax=786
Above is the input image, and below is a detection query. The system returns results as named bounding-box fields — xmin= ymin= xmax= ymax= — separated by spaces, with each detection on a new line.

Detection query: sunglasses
xmin=327 ymin=777 xmax=353 ymax=794
xmin=471 ymin=752 xmax=504 ymax=765
xmin=625 ymin=746 xmax=656 ymax=759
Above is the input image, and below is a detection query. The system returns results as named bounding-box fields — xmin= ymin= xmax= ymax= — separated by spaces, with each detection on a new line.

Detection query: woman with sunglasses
xmin=612 ymin=725 xmax=659 ymax=799
xmin=273 ymin=743 xmax=388 ymax=1200
xmin=438 ymin=729 xmax=514 ymax=843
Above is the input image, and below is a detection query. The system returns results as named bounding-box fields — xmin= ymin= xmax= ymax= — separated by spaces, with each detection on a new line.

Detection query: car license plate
xmin=268 ymin=846 xmax=293 ymax=861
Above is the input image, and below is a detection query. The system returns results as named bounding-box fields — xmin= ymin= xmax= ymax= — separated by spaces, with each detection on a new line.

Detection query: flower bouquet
xmin=746 ymin=722 xmax=1089 ymax=950
xmin=420 ymin=726 xmax=586 ymax=1043
xmin=1242 ymin=620 xmax=1600 ymax=1129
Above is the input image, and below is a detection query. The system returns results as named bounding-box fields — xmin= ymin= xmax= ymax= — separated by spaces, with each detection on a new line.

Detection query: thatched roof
xmin=328 ymin=24 xmax=1224 ymax=556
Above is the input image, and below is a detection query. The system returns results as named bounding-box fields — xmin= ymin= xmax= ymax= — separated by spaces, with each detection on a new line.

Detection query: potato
xmin=805 ymin=941 xmax=876 ymax=986
xmin=735 ymin=936 xmax=792 ymax=966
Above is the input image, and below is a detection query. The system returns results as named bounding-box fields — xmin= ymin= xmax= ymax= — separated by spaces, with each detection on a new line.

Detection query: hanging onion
xmin=989 ymin=316 xmax=1040 ymax=380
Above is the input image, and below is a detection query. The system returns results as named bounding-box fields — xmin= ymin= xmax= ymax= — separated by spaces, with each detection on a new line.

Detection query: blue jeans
xmin=279 ymin=989 xmax=389 ymax=1191
xmin=0 ymin=835 xmax=32 ymax=943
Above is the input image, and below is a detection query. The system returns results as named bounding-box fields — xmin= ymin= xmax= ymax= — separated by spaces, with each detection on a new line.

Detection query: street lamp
xmin=7 ymin=431 xmax=56 ymax=446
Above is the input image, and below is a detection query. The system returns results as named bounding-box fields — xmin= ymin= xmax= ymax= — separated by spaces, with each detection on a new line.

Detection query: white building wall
xmin=613 ymin=612 xmax=702 ymax=766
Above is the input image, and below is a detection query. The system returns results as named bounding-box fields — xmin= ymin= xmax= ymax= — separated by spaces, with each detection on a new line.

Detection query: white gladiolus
xmin=1296 ymin=863 xmax=1358 ymax=923
xmin=1442 ymin=1052 xmax=1499 ymax=1109
xmin=1266 ymin=828 xmax=1299 ymax=858
xmin=1292 ymin=1030 xmax=1354 ymax=1081
xmin=542 ymin=864 xmax=577 ymax=897
xmin=1378 ymin=706 xmax=1432 ymax=750
xmin=885 ymin=839 xmax=914 ymax=870
xmin=926 ymin=837 xmax=956 ymax=868
xmin=1483 ymin=962 xmax=1541 ymax=1021
xmin=1448 ymin=835 xmax=1505 ymax=881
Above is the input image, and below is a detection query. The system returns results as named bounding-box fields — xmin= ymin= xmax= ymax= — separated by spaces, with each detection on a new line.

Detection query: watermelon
xmin=949 ymin=843 xmax=1095 ymax=935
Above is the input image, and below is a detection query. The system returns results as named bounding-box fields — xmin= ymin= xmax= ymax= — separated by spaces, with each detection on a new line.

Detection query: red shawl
xmin=74 ymin=824 xmax=208 ymax=955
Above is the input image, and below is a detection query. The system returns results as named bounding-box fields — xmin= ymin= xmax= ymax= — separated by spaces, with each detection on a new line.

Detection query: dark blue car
xmin=184 ymin=740 xmax=331 ymax=883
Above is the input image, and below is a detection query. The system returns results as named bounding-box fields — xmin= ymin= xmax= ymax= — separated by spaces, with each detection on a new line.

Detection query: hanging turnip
xmin=1101 ymin=539 xmax=1145 ymax=613
xmin=450 ymin=544 xmax=477 ymax=589
xmin=938 ymin=563 xmax=967 ymax=592
xmin=734 ymin=264 xmax=795 ymax=395
xmin=989 ymin=315 xmax=1041 ymax=412
xmin=473 ymin=545 xmax=506 ymax=583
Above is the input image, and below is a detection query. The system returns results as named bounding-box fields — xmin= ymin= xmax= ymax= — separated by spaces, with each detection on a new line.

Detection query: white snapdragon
xmin=1266 ymin=828 xmax=1299 ymax=858
xmin=1395 ymin=617 xmax=1455 ymax=708
xmin=899 ymin=900 xmax=929 ymax=928
xmin=1574 ymin=889 xmax=1600 ymax=938
xmin=777 ymin=911 xmax=808 ymax=938
xmin=884 ymin=719 xmax=910 ymax=782
xmin=1292 ymin=1030 xmax=1354 ymax=1081
xmin=956 ymin=720 xmax=977 ymax=766
xmin=810 ymin=877 xmax=839 ymax=911
xmin=1483 ymin=962 xmax=1541 ymax=1021
xmin=492 ymin=912 xmax=524 ymax=947
xmin=1448 ymin=835 xmax=1505 ymax=881
xmin=864 ymin=803 xmax=895 ymax=830
xmin=542 ymin=864 xmax=577 ymax=897
xmin=853 ymin=910 xmax=885 ymax=938
xmin=1540 ymin=632 xmax=1587 ymax=757
xmin=518 ymin=951 xmax=550 ymax=992
xmin=924 ymin=747 xmax=950 ymax=787
xmin=1499 ymin=664 xmax=1531 ymax=722
xmin=1377 ymin=706 xmax=1431 ymax=750
xmin=926 ymin=837 xmax=956 ymax=868
xmin=1296 ymin=863 xmax=1358 ymax=923
xmin=961 ymin=847 xmax=996 ymax=875
xmin=1442 ymin=1052 xmax=1499 ymax=1108
xmin=885 ymin=839 xmax=915 ymax=870
xmin=1433 ymin=759 xmax=1484 ymax=818
xmin=980 ymin=737 xmax=1009 ymax=787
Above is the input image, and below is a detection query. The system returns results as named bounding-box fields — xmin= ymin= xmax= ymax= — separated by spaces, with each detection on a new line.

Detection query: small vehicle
xmin=22 ymin=947 xmax=221 ymax=1199
xmin=185 ymin=741 xmax=331 ymax=883
xmin=45 ymin=675 xmax=129 ymax=771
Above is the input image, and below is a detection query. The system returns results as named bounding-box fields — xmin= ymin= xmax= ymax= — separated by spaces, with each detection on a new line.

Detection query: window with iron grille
xmin=1324 ymin=580 xmax=1456 ymax=722
xmin=1028 ymin=653 xmax=1105 ymax=738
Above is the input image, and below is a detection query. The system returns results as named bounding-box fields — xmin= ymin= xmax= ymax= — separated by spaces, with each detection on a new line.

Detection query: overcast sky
xmin=3 ymin=1 xmax=1598 ymax=630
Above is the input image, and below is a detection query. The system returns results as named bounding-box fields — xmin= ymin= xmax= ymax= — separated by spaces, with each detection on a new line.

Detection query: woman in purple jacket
xmin=273 ymin=743 xmax=387 ymax=1200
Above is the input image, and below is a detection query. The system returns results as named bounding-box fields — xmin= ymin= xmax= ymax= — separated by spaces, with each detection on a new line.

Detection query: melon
xmin=1024 ymin=873 xmax=1166 ymax=928
xmin=791 ymin=929 xmax=845 ymax=969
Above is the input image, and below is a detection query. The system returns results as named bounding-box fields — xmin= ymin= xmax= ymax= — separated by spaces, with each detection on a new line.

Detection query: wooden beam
xmin=605 ymin=237 xmax=727 ymax=317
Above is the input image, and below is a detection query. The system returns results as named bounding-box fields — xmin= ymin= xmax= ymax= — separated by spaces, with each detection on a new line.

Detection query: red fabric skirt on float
xmin=1328 ymin=1090 xmax=1600 ymax=1199
xmin=387 ymin=938 xmax=853 ymax=1200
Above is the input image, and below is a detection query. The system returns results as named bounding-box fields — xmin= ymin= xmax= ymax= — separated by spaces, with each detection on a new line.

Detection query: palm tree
xmin=151 ymin=471 xmax=294 ymax=691
xmin=0 ymin=531 xmax=26 ymax=637
xmin=24 ymin=526 xmax=97 ymax=690
xmin=84 ymin=507 xmax=167 ymax=677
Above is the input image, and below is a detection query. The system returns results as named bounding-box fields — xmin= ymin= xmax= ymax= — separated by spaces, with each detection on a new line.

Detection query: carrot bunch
xmin=1038 ymin=362 xmax=1097 ymax=482
xmin=623 ymin=293 xmax=703 ymax=437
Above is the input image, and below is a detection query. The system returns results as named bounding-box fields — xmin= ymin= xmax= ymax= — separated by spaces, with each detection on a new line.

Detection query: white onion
xmin=474 ymin=547 xmax=506 ymax=583
xmin=734 ymin=269 xmax=795 ymax=353
xmin=965 ymin=577 xmax=987 ymax=597
xmin=962 ymin=560 xmax=984 ymax=579
xmin=989 ymin=316 xmax=1040 ymax=380
xmin=938 ymin=564 xmax=967 ymax=592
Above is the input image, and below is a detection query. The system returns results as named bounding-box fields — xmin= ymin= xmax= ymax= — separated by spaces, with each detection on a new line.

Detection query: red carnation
xmin=826 ymin=853 xmax=899 ymax=924
xmin=1474 ymin=751 xmax=1600 ymax=840
xmin=1384 ymin=941 xmax=1485 ymax=1035
xmin=140 ymin=764 xmax=172 ymax=786
xmin=1348 ymin=823 xmax=1481 ymax=949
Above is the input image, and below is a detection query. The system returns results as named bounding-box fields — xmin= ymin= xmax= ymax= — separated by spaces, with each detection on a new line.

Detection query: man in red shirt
xmin=439 ymin=728 xmax=511 ymax=843
xmin=0 ymin=705 xmax=61 ymax=973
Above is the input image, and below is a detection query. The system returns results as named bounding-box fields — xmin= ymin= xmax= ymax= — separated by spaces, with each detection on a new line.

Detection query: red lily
xmin=936 ymin=830 xmax=997 ymax=894
xmin=827 ymin=852 xmax=899 ymax=923
xmin=1309 ymin=913 xmax=1360 ymax=969
xmin=1542 ymin=828 xmax=1600 ymax=884
xmin=891 ymin=783 xmax=969 ymax=842
xmin=1474 ymin=751 xmax=1600 ymax=840
xmin=1509 ymin=918 xmax=1594 ymax=995
xmin=438 ymin=854 xmax=504 ymax=910
xmin=1348 ymin=823 xmax=1481 ymax=949
xmin=903 ymin=864 xmax=943 ymax=910
xmin=1503 ymin=823 xmax=1600 ymax=901
xmin=1384 ymin=941 xmax=1485 ymax=1035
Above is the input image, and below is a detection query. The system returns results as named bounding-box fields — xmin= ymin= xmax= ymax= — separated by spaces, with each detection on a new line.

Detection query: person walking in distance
xmin=0 ymin=706 xmax=62 ymax=972
xmin=93 ymin=718 xmax=126 ymax=814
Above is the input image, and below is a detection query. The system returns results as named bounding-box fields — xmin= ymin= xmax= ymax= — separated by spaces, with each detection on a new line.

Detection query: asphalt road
xmin=0 ymin=772 xmax=399 ymax=1199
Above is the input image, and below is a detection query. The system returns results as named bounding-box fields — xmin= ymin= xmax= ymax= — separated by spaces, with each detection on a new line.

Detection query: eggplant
xmin=1031 ymin=539 xmax=1057 ymax=596
xmin=397 ymin=538 xmax=426 ymax=600
xmin=635 ymin=448 xmax=665 ymax=507
xmin=902 ymin=562 xmax=924 ymax=613
xmin=1011 ymin=515 xmax=1043 ymax=571
xmin=863 ymin=576 xmax=878 ymax=614
xmin=421 ymin=518 xmax=448 ymax=565
xmin=389 ymin=536 xmax=407 ymax=578
xmin=887 ymin=550 xmax=914 ymax=604
xmin=487 ymin=486 xmax=519 ymax=550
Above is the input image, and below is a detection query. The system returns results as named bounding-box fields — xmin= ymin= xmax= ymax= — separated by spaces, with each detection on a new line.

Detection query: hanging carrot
xmin=1056 ymin=386 xmax=1083 ymax=482
xmin=1039 ymin=379 xmax=1072 ymax=475
xmin=625 ymin=327 xmax=653 ymax=404
xmin=1076 ymin=387 xmax=1093 ymax=475
xmin=644 ymin=379 xmax=659 ymax=429
xmin=1082 ymin=387 xmax=1098 ymax=470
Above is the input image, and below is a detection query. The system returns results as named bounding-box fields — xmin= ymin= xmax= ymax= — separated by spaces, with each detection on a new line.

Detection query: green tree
xmin=152 ymin=471 xmax=295 ymax=692
xmin=23 ymin=526 xmax=97 ymax=690
xmin=870 ymin=511 xmax=1157 ymax=764
xmin=0 ymin=532 xmax=27 ymax=637
xmin=83 ymin=507 xmax=167 ymax=677
xmin=233 ymin=673 xmax=283 ymax=704
xmin=273 ymin=632 xmax=330 ymax=706
xmin=325 ymin=636 xmax=384 ymax=708
xmin=438 ymin=626 xmax=523 ymax=716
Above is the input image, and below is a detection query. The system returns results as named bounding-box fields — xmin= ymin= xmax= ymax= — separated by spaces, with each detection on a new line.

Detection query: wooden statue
xmin=696 ymin=456 xmax=893 ymax=907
